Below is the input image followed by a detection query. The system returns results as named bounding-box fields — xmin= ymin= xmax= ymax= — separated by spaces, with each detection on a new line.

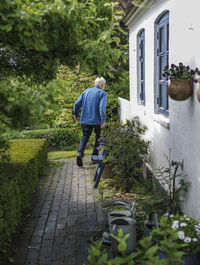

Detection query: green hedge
xmin=0 ymin=139 xmax=48 ymax=250
xmin=5 ymin=127 xmax=80 ymax=151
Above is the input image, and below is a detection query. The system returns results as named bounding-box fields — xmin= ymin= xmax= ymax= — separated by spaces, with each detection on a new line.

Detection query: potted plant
xmin=152 ymin=213 xmax=200 ymax=265
xmin=163 ymin=63 xmax=195 ymax=101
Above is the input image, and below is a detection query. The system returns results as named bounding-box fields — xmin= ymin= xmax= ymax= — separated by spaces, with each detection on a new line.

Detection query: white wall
xmin=125 ymin=0 xmax=200 ymax=218
xmin=118 ymin=97 xmax=131 ymax=123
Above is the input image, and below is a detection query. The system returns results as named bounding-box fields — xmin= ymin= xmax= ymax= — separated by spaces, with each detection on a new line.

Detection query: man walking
xmin=73 ymin=77 xmax=107 ymax=167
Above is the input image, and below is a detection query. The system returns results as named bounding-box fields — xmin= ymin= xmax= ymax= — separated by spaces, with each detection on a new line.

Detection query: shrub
xmin=0 ymin=139 xmax=47 ymax=251
xmin=32 ymin=65 xmax=97 ymax=129
xmin=106 ymin=94 xmax=119 ymax=123
xmin=4 ymin=127 xmax=80 ymax=151
xmin=31 ymin=65 xmax=125 ymax=129
xmin=0 ymin=136 xmax=10 ymax=160
xmin=103 ymin=119 xmax=150 ymax=192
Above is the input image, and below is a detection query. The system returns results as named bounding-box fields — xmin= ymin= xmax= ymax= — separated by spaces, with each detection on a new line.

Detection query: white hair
xmin=95 ymin=77 xmax=106 ymax=87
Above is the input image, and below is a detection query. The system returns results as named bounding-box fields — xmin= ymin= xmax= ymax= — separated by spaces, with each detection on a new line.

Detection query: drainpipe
xmin=171 ymin=160 xmax=184 ymax=212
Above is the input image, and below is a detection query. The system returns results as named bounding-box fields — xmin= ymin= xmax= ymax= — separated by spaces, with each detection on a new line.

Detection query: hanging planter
xmin=167 ymin=79 xmax=193 ymax=101
xmin=163 ymin=63 xmax=195 ymax=101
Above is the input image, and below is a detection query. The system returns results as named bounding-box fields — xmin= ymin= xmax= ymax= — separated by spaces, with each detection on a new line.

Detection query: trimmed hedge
xmin=5 ymin=127 xmax=80 ymax=151
xmin=0 ymin=139 xmax=47 ymax=250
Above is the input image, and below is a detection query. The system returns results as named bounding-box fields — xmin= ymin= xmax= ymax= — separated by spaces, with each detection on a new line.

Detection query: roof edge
xmin=124 ymin=0 xmax=158 ymax=28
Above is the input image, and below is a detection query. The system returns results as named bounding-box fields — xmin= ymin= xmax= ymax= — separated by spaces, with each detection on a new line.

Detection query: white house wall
xmin=125 ymin=0 xmax=200 ymax=218
xmin=118 ymin=97 xmax=131 ymax=123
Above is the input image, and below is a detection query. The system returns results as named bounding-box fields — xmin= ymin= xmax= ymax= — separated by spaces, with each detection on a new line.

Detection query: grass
xmin=48 ymin=149 xmax=93 ymax=160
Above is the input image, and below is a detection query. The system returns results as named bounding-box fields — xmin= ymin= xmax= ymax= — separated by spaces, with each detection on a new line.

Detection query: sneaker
xmin=77 ymin=155 xmax=83 ymax=167
xmin=91 ymin=155 xmax=99 ymax=164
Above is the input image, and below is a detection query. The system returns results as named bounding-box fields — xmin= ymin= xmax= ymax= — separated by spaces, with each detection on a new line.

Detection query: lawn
xmin=48 ymin=149 xmax=93 ymax=160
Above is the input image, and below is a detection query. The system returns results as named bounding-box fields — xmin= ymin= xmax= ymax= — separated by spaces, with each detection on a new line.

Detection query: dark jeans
xmin=78 ymin=124 xmax=101 ymax=157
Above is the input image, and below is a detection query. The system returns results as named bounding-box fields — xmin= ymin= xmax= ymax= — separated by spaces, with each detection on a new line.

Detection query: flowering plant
xmin=163 ymin=63 xmax=195 ymax=80
xmin=153 ymin=213 xmax=200 ymax=253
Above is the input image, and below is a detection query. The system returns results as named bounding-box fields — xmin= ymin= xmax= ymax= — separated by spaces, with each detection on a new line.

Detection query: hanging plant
xmin=163 ymin=63 xmax=195 ymax=101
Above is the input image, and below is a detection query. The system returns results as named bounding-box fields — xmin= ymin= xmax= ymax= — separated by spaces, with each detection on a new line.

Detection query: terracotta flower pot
xmin=167 ymin=79 xmax=193 ymax=101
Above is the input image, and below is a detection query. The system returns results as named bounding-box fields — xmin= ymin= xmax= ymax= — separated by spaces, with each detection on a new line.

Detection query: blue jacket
xmin=73 ymin=86 xmax=107 ymax=125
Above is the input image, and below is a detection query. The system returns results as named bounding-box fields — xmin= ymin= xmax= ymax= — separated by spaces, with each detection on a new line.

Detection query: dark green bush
xmin=5 ymin=127 xmax=80 ymax=151
xmin=0 ymin=139 xmax=47 ymax=251
xmin=103 ymin=119 xmax=150 ymax=192
xmin=0 ymin=136 xmax=10 ymax=160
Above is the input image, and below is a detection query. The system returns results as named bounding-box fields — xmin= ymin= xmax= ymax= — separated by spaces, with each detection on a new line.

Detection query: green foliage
xmin=106 ymin=69 xmax=129 ymax=100
xmin=103 ymin=119 xmax=150 ymax=192
xmin=106 ymin=94 xmax=119 ymax=123
xmin=0 ymin=0 xmax=127 ymax=81
xmin=0 ymin=77 xmax=55 ymax=132
xmin=0 ymin=139 xmax=47 ymax=251
xmin=0 ymin=0 xmax=128 ymax=132
xmin=130 ymin=179 xmax=168 ymax=219
xmin=5 ymin=127 xmax=80 ymax=151
xmin=87 ymin=231 xmax=185 ymax=265
xmin=48 ymin=149 xmax=92 ymax=161
xmin=32 ymin=65 xmax=124 ymax=129
xmin=110 ymin=229 xmax=130 ymax=254
xmin=163 ymin=63 xmax=195 ymax=80
xmin=36 ymin=65 xmax=96 ymax=129
xmin=0 ymin=136 xmax=10 ymax=160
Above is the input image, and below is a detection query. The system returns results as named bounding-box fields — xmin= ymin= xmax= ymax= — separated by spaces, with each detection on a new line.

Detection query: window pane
xmin=159 ymin=27 xmax=164 ymax=52
xmin=166 ymin=95 xmax=169 ymax=110
xmin=141 ymin=61 xmax=144 ymax=80
xmin=141 ymin=82 xmax=144 ymax=100
xmin=157 ymin=12 xmax=169 ymax=114
xmin=140 ymin=40 xmax=144 ymax=59
xmin=138 ymin=30 xmax=145 ymax=105
xmin=159 ymin=56 xmax=165 ymax=80
xmin=159 ymin=83 xmax=164 ymax=108
xmin=167 ymin=23 xmax=169 ymax=51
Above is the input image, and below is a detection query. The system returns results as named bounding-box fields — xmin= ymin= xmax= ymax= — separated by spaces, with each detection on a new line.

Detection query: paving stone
xmin=9 ymin=156 xmax=105 ymax=265
xmin=26 ymin=248 xmax=39 ymax=261
xmin=12 ymin=247 xmax=27 ymax=265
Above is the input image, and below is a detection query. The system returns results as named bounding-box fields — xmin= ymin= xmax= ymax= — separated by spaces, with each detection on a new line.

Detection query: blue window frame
xmin=138 ymin=29 xmax=145 ymax=105
xmin=156 ymin=12 xmax=169 ymax=115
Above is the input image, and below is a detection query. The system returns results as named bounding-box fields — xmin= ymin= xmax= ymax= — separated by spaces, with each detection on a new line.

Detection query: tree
xmin=0 ymin=0 xmax=126 ymax=81
xmin=0 ymin=0 xmax=127 ymax=133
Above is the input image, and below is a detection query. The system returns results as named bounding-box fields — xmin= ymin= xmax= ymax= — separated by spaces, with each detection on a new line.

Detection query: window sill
xmin=153 ymin=114 xmax=170 ymax=129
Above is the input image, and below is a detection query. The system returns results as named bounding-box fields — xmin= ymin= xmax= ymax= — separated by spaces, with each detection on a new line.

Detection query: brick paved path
xmin=12 ymin=156 xmax=106 ymax=265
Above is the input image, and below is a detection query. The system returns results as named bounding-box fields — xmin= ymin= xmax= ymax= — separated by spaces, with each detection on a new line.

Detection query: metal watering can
xmin=144 ymin=213 xmax=159 ymax=237
xmin=99 ymin=200 xmax=136 ymax=226
xmin=110 ymin=216 xmax=137 ymax=254
xmin=108 ymin=201 xmax=136 ymax=232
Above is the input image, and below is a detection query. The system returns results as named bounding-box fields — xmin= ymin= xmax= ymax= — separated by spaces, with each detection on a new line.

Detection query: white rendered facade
xmin=120 ymin=0 xmax=200 ymax=218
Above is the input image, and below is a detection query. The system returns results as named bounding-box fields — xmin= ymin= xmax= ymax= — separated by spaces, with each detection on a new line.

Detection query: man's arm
xmin=99 ymin=92 xmax=107 ymax=127
xmin=73 ymin=94 xmax=82 ymax=120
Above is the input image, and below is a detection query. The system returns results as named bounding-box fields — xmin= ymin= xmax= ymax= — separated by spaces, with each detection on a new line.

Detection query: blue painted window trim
xmin=138 ymin=29 xmax=145 ymax=105
xmin=156 ymin=12 xmax=169 ymax=115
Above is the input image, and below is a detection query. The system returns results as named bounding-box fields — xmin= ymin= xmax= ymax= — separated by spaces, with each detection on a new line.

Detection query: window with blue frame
xmin=138 ymin=29 xmax=145 ymax=104
xmin=156 ymin=12 xmax=169 ymax=115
